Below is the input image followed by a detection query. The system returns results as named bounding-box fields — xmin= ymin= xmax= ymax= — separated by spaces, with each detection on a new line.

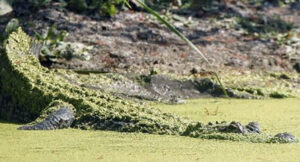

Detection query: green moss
xmin=0 ymin=28 xmax=297 ymax=143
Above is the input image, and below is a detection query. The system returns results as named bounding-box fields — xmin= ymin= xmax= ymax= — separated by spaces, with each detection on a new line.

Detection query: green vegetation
xmin=28 ymin=0 xmax=51 ymax=8
xmin=68 ymin=0 xmax=124 ymax=16
xmin=35 ymin=24 xmax=68 ymax=62
xmin=237 ymin=16 xmax=293 ymax=34
xmin=35 ymin=24 xmax=92 ymax=61
xmin=237 ymin=15 xmax=294 ymax=44
xmin=187 ymin=0 xmax=220 ymax=12
xmin=8 ymin=0 xmax=124 ymax=16
xmin=0 ymin=98 xmax=299 ymax=161
xmin=0 ymin=18 xmax=19 ymax=43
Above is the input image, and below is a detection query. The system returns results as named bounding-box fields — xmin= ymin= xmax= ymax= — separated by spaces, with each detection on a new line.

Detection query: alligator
xmin=0 ymin=28 xmax=297 ymax=143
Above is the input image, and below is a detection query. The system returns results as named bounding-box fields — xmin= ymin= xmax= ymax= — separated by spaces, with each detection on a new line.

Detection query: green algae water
xmin=0 ymin=99 xmax=299 ymax=162
xmin=158 ymin=98 xmax=300 ymax=135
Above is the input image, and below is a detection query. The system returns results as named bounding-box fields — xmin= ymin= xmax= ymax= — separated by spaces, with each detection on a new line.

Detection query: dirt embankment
xmin=1 ymin=2 xmax=297 ymax=75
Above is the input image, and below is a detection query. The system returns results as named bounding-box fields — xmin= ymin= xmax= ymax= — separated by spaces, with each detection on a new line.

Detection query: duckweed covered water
xmin=0 ymin=99 xmax=299 ymax=162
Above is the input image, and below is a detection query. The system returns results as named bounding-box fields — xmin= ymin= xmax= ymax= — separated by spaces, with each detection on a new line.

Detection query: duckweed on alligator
xmin=0 ymin=29 xmax=298 ymax=143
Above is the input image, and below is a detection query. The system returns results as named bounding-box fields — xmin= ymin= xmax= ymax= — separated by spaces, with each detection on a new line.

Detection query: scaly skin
xmin=0 ymin=28 xmax=297 ymax=143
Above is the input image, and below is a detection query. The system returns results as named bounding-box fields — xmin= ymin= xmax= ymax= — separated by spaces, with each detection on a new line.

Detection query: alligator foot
xmin=18 ymin=101 xmax=75 ymax=130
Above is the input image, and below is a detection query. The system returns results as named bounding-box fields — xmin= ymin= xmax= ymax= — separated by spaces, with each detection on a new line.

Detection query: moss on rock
xmin=0 ymin=28 xmax=297 ymax=143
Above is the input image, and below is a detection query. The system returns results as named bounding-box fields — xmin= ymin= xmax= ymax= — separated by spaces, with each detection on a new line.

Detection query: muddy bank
xmin=1 ymin=1 xmax=299 ymax=75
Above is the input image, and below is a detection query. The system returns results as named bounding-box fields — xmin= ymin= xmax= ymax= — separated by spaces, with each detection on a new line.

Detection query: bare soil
xmin=1 ymin=2 xmax=299 ymax=75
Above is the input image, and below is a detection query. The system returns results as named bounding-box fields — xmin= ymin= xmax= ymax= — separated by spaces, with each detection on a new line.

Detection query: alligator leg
xmin=18 ymin=100 xmax=75 ymax=130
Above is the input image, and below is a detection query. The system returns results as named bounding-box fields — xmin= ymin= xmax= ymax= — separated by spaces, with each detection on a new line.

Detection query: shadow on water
xmin=0 ymin=120 xmax=23 ymax=125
